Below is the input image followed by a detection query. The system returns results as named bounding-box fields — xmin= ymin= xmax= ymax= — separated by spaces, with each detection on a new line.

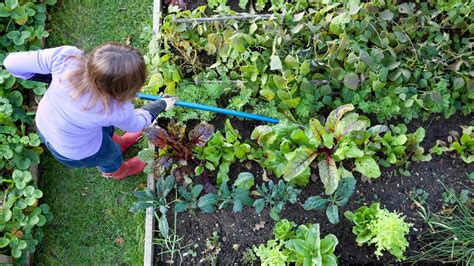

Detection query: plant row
xmin=145 ymin=0 xmax=473 ymax=125
xmin=0 ymin=0 xmax=56 ymax=262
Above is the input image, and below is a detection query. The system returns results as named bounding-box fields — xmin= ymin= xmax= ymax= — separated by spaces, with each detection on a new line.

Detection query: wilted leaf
xmin=115 ymin=237 xmax=125 ymax=245
xmin=253 ymin=220 xmax=265 ymax=231
xmin=153 ymin=156 xmax=174 ymax=178
xmin=325 ymin=104 xmax=354 ymax=132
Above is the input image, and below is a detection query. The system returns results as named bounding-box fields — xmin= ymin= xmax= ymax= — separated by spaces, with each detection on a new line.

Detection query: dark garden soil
xmin=153 ymin=113 xmax=473 ymax=265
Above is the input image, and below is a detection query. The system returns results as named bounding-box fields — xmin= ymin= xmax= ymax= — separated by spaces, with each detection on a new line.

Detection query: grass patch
xmin=47 ymin=0 xmax=153 ymax=52
xmin=36 ymin=0 xmax=153 ymax=264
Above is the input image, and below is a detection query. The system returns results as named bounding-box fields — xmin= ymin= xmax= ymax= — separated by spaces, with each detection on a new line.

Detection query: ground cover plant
xmin=0 ymin=0 xmax=57 ymax=263
xmin=31 ymin=0 xmax=155 ymax=264
xmin=132 ymin=0 xmax=474 ymax=264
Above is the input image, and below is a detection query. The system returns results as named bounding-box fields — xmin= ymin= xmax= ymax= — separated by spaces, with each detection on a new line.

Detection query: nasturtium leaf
xmin=189 ymin=122 xmax=215 ymax=147
xmin=355 ymin=156 xmax=381 ymax=178
xmin=283 ymin=147 xmax=318 ymax=182
xmin=343 ymin=72 xmax=360 ymax=90
xmin=318 ymin=158 xmax=340 ymax=195
xmin=270 ymin=54 xmax=283 ymax=70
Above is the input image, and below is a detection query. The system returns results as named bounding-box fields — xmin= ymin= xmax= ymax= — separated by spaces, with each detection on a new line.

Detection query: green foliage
xmin=253 ymin=240 xmax=287 ymax=266
xmin=345 ymin=203 xmax=413 ymax=261
xmin=174 ymin=183 xmax=204 ymax=212
xmin=195 ymin=119 xmax=259 ymax=185
xmin=130 ymin=175 xmax=174 ymax=238
xmin=215 ymin=180 xmax=254 ymax=213
xmin=159 ymin=82 xmax=227 ymax=123
xmin=252 ymin=105 xmax=430 ymax=194
xmin=409 ymin=188 xmax=429 ymax=205
xmin=432 ymin=126 xmax=473 ymax=163
xmin=285 ymin=223 xmax=338 ymax=266
xmin=152 ymin=1 xmax=473 ymax=124
xmin=253 ymin=180 xmax=301 ymax=221
xmin=303 ymin=175 xmax=356 ymax=224
xmin=252 ymin=220 xmax=339 ymax=266
xmin=242 ymin=247 xmax=258 ymax=264
xmin=273 ymin=219 xmax=296 ymax=241
xmin=0 ymin=0 xmax=56 ymax=261
xmin=409 ymin=184 xmax=474 ymax=265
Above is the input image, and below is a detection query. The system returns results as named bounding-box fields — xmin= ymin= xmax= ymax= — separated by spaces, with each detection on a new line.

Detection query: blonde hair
xmin=67 ymin=42 xmax=147 ymax=112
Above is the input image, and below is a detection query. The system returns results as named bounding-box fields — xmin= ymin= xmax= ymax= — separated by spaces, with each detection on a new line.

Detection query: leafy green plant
xmin=253 ymin=180 xmax=301 ymax=221
xmin=153 ymin=1 xmax=473 ymax=125
xmin=345 ymin=203 xmax=413 ymax=261
xmin=273 ymin=219 xmax=296 ymax=241
xmin=432 ymin=126 xmax=473 ymax=163
xmin=242 ymin=247 xmax=258 ymax=264
xmin=215 ymin=179 xmax=254 ymax=213
xmin=143 ymin=122 xmax=214 ymax=181
xmin=130 ymin=175 xmax=174 ymax=239
xmin=253 ymin=239 xmax=287 ymax=266
xmin=195 ymin=119 xmax=260 ymax=185
xmin=409 ymin=188 xmax=429 ymax=205
xmin=174 ymin=183 xmax=204 ymax=212
xmin=285 ymin=223 xmax=338 ymax=266
xmin=303 ymin=175 xmax=356 ymax=224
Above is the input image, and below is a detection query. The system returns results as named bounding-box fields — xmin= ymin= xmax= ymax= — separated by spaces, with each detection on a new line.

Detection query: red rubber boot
xmin=112 ymin=131 xmax=142 ymax=154
xmin=101 ymin=156 xmax=146 ymax=180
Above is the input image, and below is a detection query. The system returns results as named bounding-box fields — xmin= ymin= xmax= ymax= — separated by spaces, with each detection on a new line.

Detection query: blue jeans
xmin=39 ymin=126 xmax=123 ymax=173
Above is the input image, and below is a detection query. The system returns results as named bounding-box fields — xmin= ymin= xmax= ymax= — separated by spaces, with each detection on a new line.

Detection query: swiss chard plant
xmin=142 ymin=122 xmax=214 ymax=181
xmin=345 ymin=202 xmax=413 ymax=261
xmin=253 ymin=180 xmax=301 ymax=221
xmin=431 ymin=126 xmax=473 ymax=164
xmin=253 ymin=104 xmax=430 ymax=194
xmin=303 ymin=175 xmax=356 ymax=224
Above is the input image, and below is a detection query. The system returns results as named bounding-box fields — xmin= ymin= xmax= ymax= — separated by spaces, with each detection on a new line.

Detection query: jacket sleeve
xmin=111 ymin=103 xmax=154 ymax=133
xmin=3 ymin=46 xmax=82 ymax=80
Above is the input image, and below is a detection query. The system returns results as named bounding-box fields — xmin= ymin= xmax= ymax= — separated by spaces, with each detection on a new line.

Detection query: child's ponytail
xmin=67 ymin=42 xmax=147 ymax=112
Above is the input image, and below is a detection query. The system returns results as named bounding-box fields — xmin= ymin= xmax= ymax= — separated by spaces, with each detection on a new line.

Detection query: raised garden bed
xmin=137 ymin=0 xmax=473 ymax=265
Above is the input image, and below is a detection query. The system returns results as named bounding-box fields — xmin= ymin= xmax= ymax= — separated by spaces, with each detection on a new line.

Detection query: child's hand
xmin=161 ymin=94 xmax=179 ymax=111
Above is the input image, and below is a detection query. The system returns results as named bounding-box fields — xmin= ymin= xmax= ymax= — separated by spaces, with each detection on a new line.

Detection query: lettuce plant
xmin=285 ymin=223 xmax=338 ymax=266
xmin=345 ymin=203 xmax=413 ymax=261
xmin=432 ymin=126 xmax=473 ymax=163
xmin=253 ymin=220 xmax=338 ymax=266
xmin=273 ymin=219 xmax=296 ymax=241
xmin=143 ymin=122 xmax=214 ymax=181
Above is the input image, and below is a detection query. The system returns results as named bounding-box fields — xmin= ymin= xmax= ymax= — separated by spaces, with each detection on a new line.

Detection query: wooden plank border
xmin=144 ymin=1 xmax=162 ymax=265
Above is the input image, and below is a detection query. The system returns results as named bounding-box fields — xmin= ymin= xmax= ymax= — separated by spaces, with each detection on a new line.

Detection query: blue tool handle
xmin=137 ymin=93 xmax=280 ymax=124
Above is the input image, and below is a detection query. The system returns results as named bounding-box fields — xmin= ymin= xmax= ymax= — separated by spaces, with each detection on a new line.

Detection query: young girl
xmin=4 ymin=43 xmax=177 ymax=180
